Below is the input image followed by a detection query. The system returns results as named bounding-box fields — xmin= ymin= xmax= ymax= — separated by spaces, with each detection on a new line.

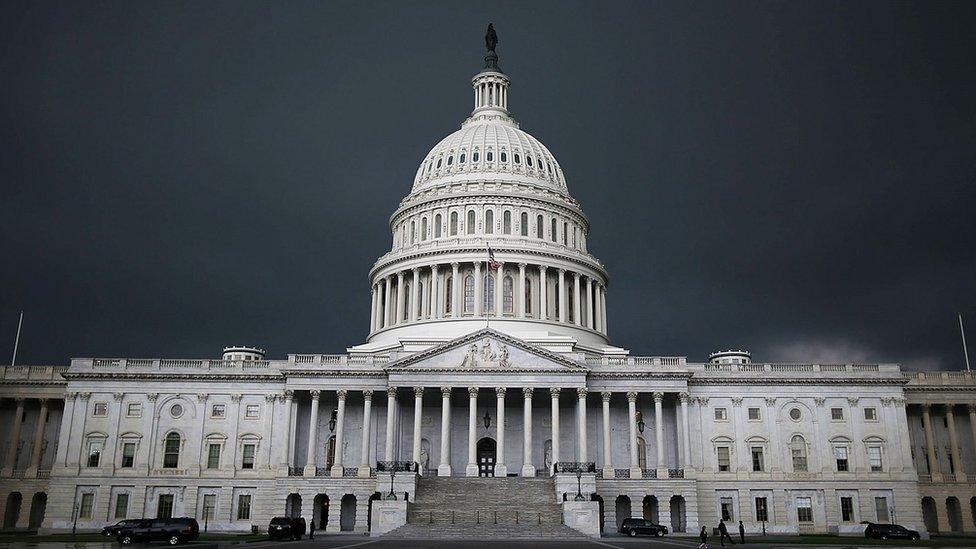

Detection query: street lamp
xmin=636 ymin=411 xmax=645 ymax=434
xmin=387 ymin=462 xmax=398 ymax=500
xmin=328 ymin=410 xmax=337 ymax=432
xmin=483 ymin=410 xmax=491 ymax=429
xmin=574 ymin=466 xmax=585 ymax=501
xmin=71 ymin=503 xmax=79 ymax=535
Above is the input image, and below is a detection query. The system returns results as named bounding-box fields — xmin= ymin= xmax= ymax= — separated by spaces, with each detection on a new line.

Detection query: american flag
xmin=487 ymin=245 xmax=501 ymax=271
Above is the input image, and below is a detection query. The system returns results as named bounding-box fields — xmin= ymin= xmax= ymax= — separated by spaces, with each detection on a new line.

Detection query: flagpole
xmin=11 ymin=311 xmax=23 ymax=367
xmin=485 ymin=247 xmax=490 ymax=330
xmin=961 ymin=313 xmax=971 ymax=372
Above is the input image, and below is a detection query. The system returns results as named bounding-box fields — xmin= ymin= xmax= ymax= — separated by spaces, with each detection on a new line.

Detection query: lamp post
xmin=574 ymin=466 xmax=585 ymax=501
xmin=483 ymin=410 xmax=491 ymax=430
xmin=71 ymin=503 xmax=79 ymax=535
xmin=387 ymin=462 xmax=398 ymax=500
xmin=636 ymin=411 xmax=645 ymax=434
xmin=329 ymin=410 xmax=337 ymax=432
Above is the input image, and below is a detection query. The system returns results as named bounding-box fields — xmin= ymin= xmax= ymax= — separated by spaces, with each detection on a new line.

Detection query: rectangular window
xmin=245 ymin=405 xmax=260 ymax=419
xmin=875 ymin=497 xmax=890 ymax=523
xmin=717 ymin=447 xmax=731 ymax=472
xmin=207 ymin=444 xmax=221 ymax=469
xmin=242 ymin=444 xmax=255 ymax=469
xmin=868 ymin=446 xmax=883 ymax=472
xmin=864 ymin=407 xmax=877 ymax=421
xmin=796 ymin=497 xmax=813 ymax=523
xmin=115 ymin=493 xmax=130 ymax=519
xmin=840 ymin=496 xmax=854 ymax=522
xmin=121 ymin=442 xmax=136 ymax=468
xmin=834 ymin=446 xmax=849 ymax=472
xmin=93 ymin=402 xmax=108 ymax=417
xmin=830 ymin=407 xmax=844 ymax=421
xmin=751 ymin=447 xmax=765 ymax=472
xmin=237 ymin=495 xmax=252 ymax=520
xmin=755 ymin=497 xmax=768 ymax=523
xmin=714 ymin=408 xmax=728 ymax=421
xmin=720 ymin=497 xmax=734 ymax=521
xmin=211 ymin=404 xmax=226 ymax=419
xmin=126 ymin=403 xmax=142 ymax=418
xmin=747 ymin=407 xmax=761 ymax=421
xmin=79 ymin=493 xmax=94 ymax=518
xmin=87 ymin=440 xmax=103 ymax=467
xmin=201 ymin=494 xmax=216 ymax=521
xmin=157 ymin=494 xmax=174 ymax=519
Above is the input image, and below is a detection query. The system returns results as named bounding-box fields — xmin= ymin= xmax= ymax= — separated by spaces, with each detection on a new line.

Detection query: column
xmin=599 ymin=285 xmax=608 ymax=333
xmin=466 ymin=387 xmax=478 ymax=476
xmin=601 ymin=392 xmax=613 ymax=477
xmin=331 ymin=390 xmax=347 ymax=476
xmin=282 ymin=391 xmax=294 ymax=469
xmin=921 ymin=404 xmax=940 ymax=479
xmin=969 ymin=404 xmax=976 ymax=477
xmin=538 ymin=265 xmax=548 ymax=320
xmin=431 ymin=264 xmax=441 ymax=319
xmin=494 ymin=262 xmax=504 ymax=317
xmin=451 ymin=262 xmax=460 ymax=317
xmin=653 ymin=392 xmax=665 ymax=473
xmin=358 ymin=390 xmax=373 ymax=477
xmin=303 ymin=391 xmax=320 ymax=475
xmin=517 ymin=263 xmax=527 ymax=318
xmin=573 ymin=272 xmax=582 ymax=326
xmin=287 ymin=393 xmax=297 ymax=466
xmin=384 ymin=275 xmax=393 ymax=328
xmin=412 ymin=387 xmax=424 ymax=471
xmin=586 ymin=278 xmax=595 ymax=329
xmin=26 ymin=398 xmax=50 ymax=475
xmin=2 ymin=398 xmax=25 ymax=475
xmin=410 ymin=267 xmax=420 ymax=321
xmin=558 ymin=269 xmax=567 ymax=323
xmin=522 ymin=388 xmax=535 ymax=477
xmin=550 ymin=388 xmax=561 ymax=472
xmin=946 ymin=404 xmax=965 ymax=481
xmin=577 ymin=388 xmax=588 ymax=462
xmin=474 ymin=262 xmax=483 ymax=316
xmin=495 ymin=387 xmax=507 ymax=476
xmin=395 ymin=271 xmax=405 ymax=325
xmin=384 ymin=389 xmax=397 ymax=461
xmin=680 ymin=393 xmax=693 ymax=470
xmin=438 ymin=387 xmax=452 ymax=476
xmin=369 ymin=285 xmax=377 ymax=332
xmin=628 ymin=392 xmax=641 ymax=477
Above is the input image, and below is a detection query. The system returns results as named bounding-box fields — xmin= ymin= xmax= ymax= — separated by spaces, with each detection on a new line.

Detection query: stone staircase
xmin=383 ymin=476 xmax=585 ymax=540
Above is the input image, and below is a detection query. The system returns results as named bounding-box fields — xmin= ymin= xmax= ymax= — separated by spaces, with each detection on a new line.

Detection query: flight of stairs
xmin=383 ymin=476 xmax=585 ymax=540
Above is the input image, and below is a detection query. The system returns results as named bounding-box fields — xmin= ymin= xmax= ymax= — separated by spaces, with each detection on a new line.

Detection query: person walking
xmin=738 ymin=520 xmax=745 ymax=544
xmin=699 ymin=525 xmax=709 ymax=549
xmin=309 ymin=519 xmax=315 ymax=540
xmin=718 ymin=519 xmax=735 ymax=546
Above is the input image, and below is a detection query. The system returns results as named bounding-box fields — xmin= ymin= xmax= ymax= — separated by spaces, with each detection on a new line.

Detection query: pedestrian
xmin=699 ymin=525 xmax=709 ymax=549
xmin=309 ymin=519 xmax=315 ymax=540
xmin=738 ymin=520 xmax=745 ymax=544
xmin=718 ymin=519 xmax=735 ymax=546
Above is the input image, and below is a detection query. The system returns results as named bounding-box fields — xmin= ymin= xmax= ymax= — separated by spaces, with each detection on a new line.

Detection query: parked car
xmin=864 ymin=522 xmax=920 ymax=541
xmin=619 ymin=517 xmax=669 ymax=537
xmin=268 ymin=516 xmax=306 ymax=540
xmin=116 ymin=517 xmax=200 ymax=545
xmin=102 ymin=519 xmax=143 ymax=537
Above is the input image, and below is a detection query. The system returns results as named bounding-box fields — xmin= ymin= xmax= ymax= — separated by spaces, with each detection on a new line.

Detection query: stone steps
xmin=384 ymin=522 xmax=586 ymax=540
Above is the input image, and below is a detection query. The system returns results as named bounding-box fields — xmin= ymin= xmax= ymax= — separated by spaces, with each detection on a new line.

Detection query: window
xmin=840 ymin=496 xmax=855 ymax=522
xmin=170 ymin=403 xmax=184 ymax=418
xmin=790 ymin=435 xmax=808 ymax=472
xmin=717 ymin=447 xmax=731 ymax=472
xmin=751 ymin=447 xmax=765 ymax=472
xmin=487 ymin=151 xmax=493 ymax=162
xmin=875 ymin=497 xmax=890 ymax=523
xmin=789 ymin=407 xmax=802 ymax=420
xmin=834 ymin=446 xmax=849 ymax=472
xmin=747 ymin=407 xmax=761 ymax=421
xmin=211 ymin=404 xmax=226 ymax=419
xmin=163 ymin=433 xmax=181 ymax=468
xmin=500 ymin=151 xmax=507 ymax=162
xmin=245 ymin=405 xmax=260 ymax=419
xmin=459 ymin=153 xmax=465 ymax=163
xmin=514 ymin=153 xmax=520 ymax=164
xmin=536 ymin=215 xmax=543 ymax=238
xmin=868 ymin=446 xmax=883 ymax=472
xmin=115 ymin=493 xmax=129 ymax=519
xmin=237 ymin=494 xmax=252 ymax=520
xmin=121 ymin=442 xmax=136 ymax=468
xmin=420 ymin=217 xmax=428 ymax=240
xmin=410 ymin=221 xmax=415 ymax=244
xmin=503 ymin=210 xmax=511 ymax=234
xmin=126 ymin=403 xmax=142 ymax=418
xmin=831 ymin=407 xmax=844 ymax=421
xmin=720 ymin=497 xmax=734 ymax=521
xmin=207 ymin=444 xmax=221 ymax=469
xmin=463 ymin=275 xmax=475 ymax=313
xmin=242 ymin=444 xmax=255 ymax=469
xmin=450 ymin=212 xmax=458 ymax=235
xmin=503 ymin=276 xmax=514 ymax=313
xmin=484 ymin=275 xmax=495 ymax=313
xmin=201 ymin=494 xmax=216 ymax=521
xmin=527 ymin=155 xmax=533 ymax=167
xmin=714 ymin=407 xmax=728 ymax=421
xmin=436 ymin=158 xmax=442 ymax=169
xmin=520 ymin=212 xmax=528 ymax=236
xmin=466 ymin=210 xmax=475 ymax=234
xmin=79 ymin=493 xmax=94 ymax=519
xmin=755 ymin=497 xmax=768 ymax=522
xmin=796 ymin=497 xmax=813 ymax=523
xmin=525 ymin=278 xmax=532 ymax=315
xmin=550 ymin=218 xmax=557 ymax=242
xmin=563 ymin=222 xmax=568 ymax=245
xmin=446 ymin=155 xmax=453 ymax=165
xmin=473 ymin=151 xmax=479 ymax=162
xmin=93 ymin=402 xmax=108 ymax=417
xmin=87 ymin=440 xmax=103 ymax=467
xmin=157 ymin=494 xmax=174 ymax=519
xmin=485 ymin=210 xmax=494 ymax=234
xmin=445 ymin=276 xmax=453 ymax=314
xmin=864 ymin=407 xmax=877 ymax=421
xmin=434 ymin=214 xmax=442 ymax=238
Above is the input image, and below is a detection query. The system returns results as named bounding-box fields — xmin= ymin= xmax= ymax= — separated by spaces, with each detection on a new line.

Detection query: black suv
xmin=619 ymin=518 xmax=669 ymax=537
xmin=864 ymin=522 xmax=920 ymax=541
xmin=102 ymin=519 xmax=143 ymax=538
xmin=116 ymin=517 xmax=200 ymax=545
xmin=268 ymin=516 xmax=307 ymax=540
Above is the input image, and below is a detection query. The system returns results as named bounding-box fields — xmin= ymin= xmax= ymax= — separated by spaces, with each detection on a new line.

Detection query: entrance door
xmin=477 ymin=437 xmax=496 ymax=477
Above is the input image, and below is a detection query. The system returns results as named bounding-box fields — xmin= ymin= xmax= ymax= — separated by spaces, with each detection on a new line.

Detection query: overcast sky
xmin=2 ymin=1 xmax=974 ymax=369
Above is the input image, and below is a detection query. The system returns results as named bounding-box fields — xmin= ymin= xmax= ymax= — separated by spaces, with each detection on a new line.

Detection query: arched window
xmin=163 ymin=433 xmax=181 ymax=468
xmin=410 ymin=221 xmax=416 ymax=245
xmin=551 ymin=219 xmax=557 ymax=242
xmin=445 ymin=276 xmax=453 ymax=314
xmin=401 ymin=224 xmax=407 ymax=246
xmin=473 ymin=151 xmax=480 ymax=162
xmin=500 ymin=151 xmax=507 ymax=163
xmin=520 ymin=212 xmax=528 ymax=236
xmin=536 ymin=215 xmax=544 ymax=239
xmin=563 ymin=222 xmax=568 ymax=245
xmin=450 ymin=212 xmax=458 ymax=236
xmin=402 ymin=283 xmax=410 ymax=321
xmin=459 ymin=153 xmax=466 ymax=164
xmin=514 ymin=153 xmax=520 ymax=164
xmin=568 ymin=287 xmax=574 ymax=323
xmin=463 ymin=276 xmax=475 ymax=313
xmin=417 ymin=282 xmax=424 ymax=317
xmin=525 ymin=278 xmax=532 ymax=315
xmin=503 ymin=211 xmax=512 ymax=234
xmin=503 ymin=276 xmax=514 ymax=313
xmin=791 ymin=435 xmax=808 ymax=472
xmin=487 ymin=150 xmax=493 ymax=162
xmin=434 ymin=214 xmax=442 ymax=238
xmin=484 ymin=275 xmax=495 ymax=313
xmin=467 ymin=210 xmax=476 ymax=234
xmin=447 ymin=155 xmax=453 ymax=166
xmin=527 ymin=156 xmax=533 ymax=167
xmin=485 ymin=210 xmax=494 ymax=234
xmin=436 ymin=158 xmax=442 ymax=169
xmin=637 ymin=437 xmax=648 ymax=469
xmin=421 ymin=218 xmax=428 ymax=241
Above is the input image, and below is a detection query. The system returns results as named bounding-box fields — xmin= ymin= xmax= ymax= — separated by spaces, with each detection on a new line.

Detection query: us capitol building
xmin=1 ymin=31 xmax=974 ymax=539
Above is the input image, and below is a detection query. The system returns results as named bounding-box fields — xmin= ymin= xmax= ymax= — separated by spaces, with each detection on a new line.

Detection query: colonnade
xmin=369 ymin=261 xmax=608 ymax=335
xmin=917 ymin=403 xmax=976 ymax=482
xmin=1 ymin=397 xmax=53 ymax=478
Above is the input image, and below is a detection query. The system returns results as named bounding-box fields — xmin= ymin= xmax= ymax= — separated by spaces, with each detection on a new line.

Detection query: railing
xmin=286 ymin=354 xmax=388 ymax=367
xmin=554 ymin=462 xmax=595 ymax=473
xmin=614 ymin=468 xmax=630 ymax=479
xmin=943 ymin=473 xmax=957 ymax=483
xmin=668 ymin=468 xmax=684 ymax=479
xmin=905 ymin=371 xmax=976 ymax=385
xmin=917 ymin=473 xmax=932 ymax=483
xmin=287 ymin=467 xmax=304 ymax=477
xmin=81 ymin=358 xmax=272 ymax=372
xmin=0 ymin=365 xmax=69 ymax=380
xmin=642 ymin=469 xmax=658 ymax=479
xmin=587 ymin=356 xmax=687 ymax=366
xmin=688 ymin=362 xmax=898 ymax=375
xmin=376 ymin=461 xmax=419 ymax=473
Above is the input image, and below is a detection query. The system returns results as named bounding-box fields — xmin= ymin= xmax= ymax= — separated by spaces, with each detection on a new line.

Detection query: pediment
xmin=386 ymin=329 xmax=587 ymax=373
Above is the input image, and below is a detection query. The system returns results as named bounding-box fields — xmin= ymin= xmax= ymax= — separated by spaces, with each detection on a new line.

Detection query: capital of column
xmin=451 ymin=262 xmax=459 ymax=269
xmin=539 ymin=265 xmax=548 ymax=274
xmin=363 ymin=389 xmax=374 ymax=400
xmin=921 ymin=403 xmax=932 ymax=412
xmin=411 ymin=267 xmax=419 ymax=275
xmin=627 ymin=391 xmax=638 ymax=403
xmin=111 ymin=393 xmax=123 ymax=402
xmin=496 ymin=387 xmax=507 ymax=397
xmin=601 ymin=391 xmax=612 ymax=403
xmin=731 ymin=397 xmax=743 ymax=407
xmin=651 ymin=392 xmax=664 ymax=403
xmin=573 ymin=271 xmax=580 ymax=281
xmin=550 ymin=387 xmax=561 ymax=398
xmin=518 ymin=262 xmax=527 ymax=271
xmin=846 ymin=397 xmax=859 ymax=407
xmin=441 ymin=387 xmax=452 ymax=397
xmin=678 ymin=392 xmax=691 ymax=404
xmin=310 ymin=390 xmax=321 ymax=400
xmin=414 ymin=386 xmax=425 ymax=398
xmin=558 ymin=268 xmax=566 ymax=275
xmin=968 ymin=403 xmax=976 ymax=414
xmin=388 ymin=387 xmax=398 ymax=398
xmin=431 ymin=264 xmax=439 ymax=274
xmin=282 ymin=390 xmax=294 ymax=402
xmin=764 ymin=397 xmax=777 ymax=407
xmin=397 ymin=271 xmax=404 ymax=281
xmin=79 ymin=393 xmax=92 ymax=402
xmin=468 ymin=386 xmax=479 ymax=397
xmin=523 ymin=387 xmax=534 ymax=398
xmin=336 ymin=389 xmax=348 ymax=400
xmin=577 ymin=387 xmax=588 ymax=398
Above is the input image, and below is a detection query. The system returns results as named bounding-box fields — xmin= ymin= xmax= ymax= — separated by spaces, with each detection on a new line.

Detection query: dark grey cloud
xmin=2 ymin=1 xmax=974 ymax=369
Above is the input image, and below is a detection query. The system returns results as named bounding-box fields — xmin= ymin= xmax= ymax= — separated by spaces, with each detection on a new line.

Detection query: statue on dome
xmin=485 ymin=23 xmax=498 ymax=52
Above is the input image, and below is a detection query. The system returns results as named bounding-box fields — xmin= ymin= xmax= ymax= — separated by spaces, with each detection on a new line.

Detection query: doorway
xmin=477 ymin=437 xmax=496 ymax=477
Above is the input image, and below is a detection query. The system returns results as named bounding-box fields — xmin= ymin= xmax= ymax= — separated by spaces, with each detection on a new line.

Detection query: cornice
xmin=904 ymin=386 xmax=976 ymax=393
xmin=589 ymin=372 xmax=694 ymax=380
xmin=689 ymin=376 xmax=909 ymax=386
xmin=61 ymin=373 xmax=285 ymax=382
xmin=0 ymin=380 xmax=68 ymax=387
xmin=282 ymin=370 xmax=388 ymax=378
xmin=392 ymin=190 xmax=587 ymax=228
xmin=370 ymin=245 xmax=607 ymax=282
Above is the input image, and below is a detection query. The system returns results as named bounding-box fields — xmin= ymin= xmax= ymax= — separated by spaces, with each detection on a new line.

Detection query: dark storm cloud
xmin=1 ymin=1 xmax=974 ymax=369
